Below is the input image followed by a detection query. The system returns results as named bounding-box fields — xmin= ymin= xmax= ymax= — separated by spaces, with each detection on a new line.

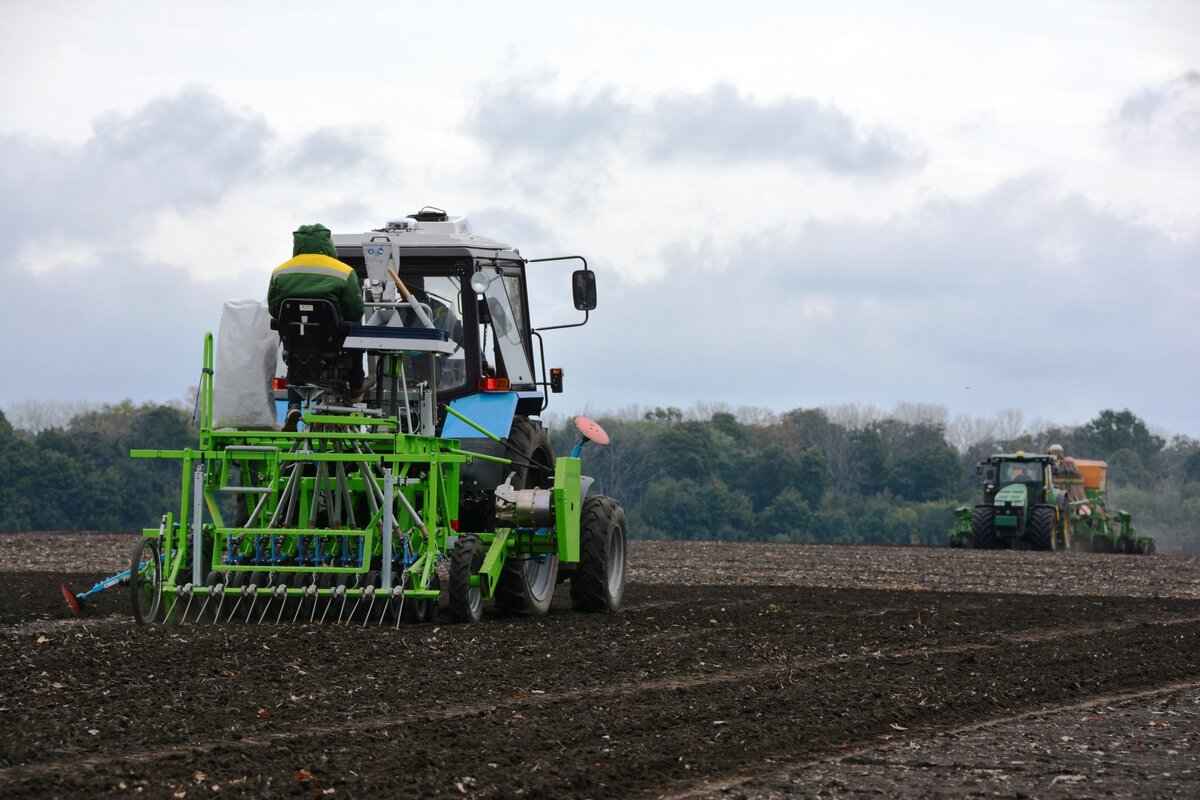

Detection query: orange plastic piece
xmin=1073 ymin=459 xmax=1108 ymax=492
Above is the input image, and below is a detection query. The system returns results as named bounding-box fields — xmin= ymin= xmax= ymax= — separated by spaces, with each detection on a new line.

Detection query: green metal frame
xmin=133 ymin=334 xmax=585 ymax=621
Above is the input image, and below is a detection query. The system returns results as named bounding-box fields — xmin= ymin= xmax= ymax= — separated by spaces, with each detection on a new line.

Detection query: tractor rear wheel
xmin=571 ymin=496 xmax=627 ymax=613
xmin=494 ymin=417 xmax=559 ymax=616
xmin=970 ymin=507 xmax=997 ymax=550
xmin=1029 ymin=507 xmax=1056 ymax=551
xmin=449 ymin=535 xmax=485 ymax=623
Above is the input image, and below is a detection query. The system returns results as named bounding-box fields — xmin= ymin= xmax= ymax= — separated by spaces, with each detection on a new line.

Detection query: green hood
xmin=994 ymin=483 xmax=1028 ymax=507
xmin=292 ymin=224 xmax=338 ymax=258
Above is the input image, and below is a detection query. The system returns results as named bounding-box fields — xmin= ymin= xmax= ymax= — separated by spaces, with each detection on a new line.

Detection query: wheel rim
xmin=523 ymin=555 xmax=557 ymax=603
xmin=606 ymin=520 xmax=625 ymax=597
xmin=466 ymin=580 xmax=482 ymax=618
xmin=133 ymin=539 xmax=162 ymax=624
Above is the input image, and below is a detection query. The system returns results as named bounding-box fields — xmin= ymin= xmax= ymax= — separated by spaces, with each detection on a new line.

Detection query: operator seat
xmin=271 ymin=298 xmax=351 ymax=392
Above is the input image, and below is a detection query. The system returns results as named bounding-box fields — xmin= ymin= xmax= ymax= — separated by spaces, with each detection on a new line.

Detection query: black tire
xmin=1029 ymin=506 xmax=1056 ymax=551
xmin=400 ymin=572 xmax=424 ymax=624
xmin=970 ymin=506 xmax=997 ymax=550
xmin=494 ymin=417 xmax=559 ymax=616
xmin=402 ymin=572 xmax=440 ymax=623
xmin=571 ymin=496 xmax=627 ymax=613
xmin=130 ymin=538 xmax=163 ymax=625
xmin=449 ymin=535 xmax=485 ymax=623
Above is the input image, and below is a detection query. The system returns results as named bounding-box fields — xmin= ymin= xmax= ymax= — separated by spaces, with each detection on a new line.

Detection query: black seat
xmin=272 ymin=298 xmax=351 ymax=387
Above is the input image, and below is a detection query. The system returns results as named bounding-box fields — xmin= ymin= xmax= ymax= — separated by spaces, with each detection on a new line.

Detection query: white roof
xmin=332 ymin=215 xmax=511 ymax=250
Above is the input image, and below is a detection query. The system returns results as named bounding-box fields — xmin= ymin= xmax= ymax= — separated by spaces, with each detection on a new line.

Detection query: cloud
xmin=1112 ymin=71 xmax=1200 ymax=156
xmin=547 ymin=177 xmax=1199 ymax=436
xmin=0 ymin=249 xmax=234 ymax=407
xmin=286 ymin=127 xmax=380 ymax=173
xmin=465 ymin=81 xmax=632 ymax=156
xmin=644 ymin=83 xmax=923 ymax=174
xmin=464 ymin=80 xmax=923 ymax=176
xmin=0 ymin=87 xmax=272 ymax=250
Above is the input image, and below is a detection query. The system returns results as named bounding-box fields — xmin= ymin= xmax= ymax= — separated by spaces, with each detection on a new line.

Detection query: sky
xmin=1 ymin=0 xmax=1198 ymax=438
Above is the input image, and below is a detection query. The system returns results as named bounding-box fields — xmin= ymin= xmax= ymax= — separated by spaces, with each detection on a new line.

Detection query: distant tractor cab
xmin=970 ymin=452 xmax=1068 ymax=551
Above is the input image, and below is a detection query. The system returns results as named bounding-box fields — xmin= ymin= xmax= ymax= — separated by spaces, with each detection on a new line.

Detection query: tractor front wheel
xmin=449 ymin=535 xmax=485 ymax=623
xmin=571 ymin=496 xmax=627 ymax=613
xmin=970 ymin=507 xmax=997 ymax=550
xmin=1029 ymin=507 xmax=1056 ymax=551
xmin=494 ymin=418 xmax=559 ymax=616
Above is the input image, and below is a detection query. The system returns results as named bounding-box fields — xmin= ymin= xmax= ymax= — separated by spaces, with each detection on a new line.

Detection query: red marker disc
xmin=574 ymin=415 xmax=610 ymax=446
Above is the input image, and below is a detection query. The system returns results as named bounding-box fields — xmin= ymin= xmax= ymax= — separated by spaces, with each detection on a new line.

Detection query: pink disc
xmin=574 ymin=415 xmax=610 ymax=446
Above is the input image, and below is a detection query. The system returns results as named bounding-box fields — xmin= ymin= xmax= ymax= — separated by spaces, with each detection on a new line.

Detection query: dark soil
xmin=1 ymin=536 xmax=1199 ymax=799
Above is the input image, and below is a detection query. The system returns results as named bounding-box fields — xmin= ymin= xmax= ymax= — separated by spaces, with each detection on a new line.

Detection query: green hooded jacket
xmin=267 ymin=224 xmax=364 ymax=321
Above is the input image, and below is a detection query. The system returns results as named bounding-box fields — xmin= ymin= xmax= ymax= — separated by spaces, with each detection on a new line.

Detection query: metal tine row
xmin=162 ymin=435 xmax=426 ymax=626
xmin=166 ymin=574 xmax=417 ymax=626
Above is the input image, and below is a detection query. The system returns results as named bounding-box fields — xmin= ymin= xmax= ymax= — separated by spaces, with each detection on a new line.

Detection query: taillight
xmin=273 ymin=377 xmax=288 ymax=390
xmin=478 ymin=377 xmax=510 ymax=391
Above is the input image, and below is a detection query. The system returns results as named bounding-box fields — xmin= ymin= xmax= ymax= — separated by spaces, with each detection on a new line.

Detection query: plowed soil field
xmin=2 ymin=533 xmax=1199 ymax=799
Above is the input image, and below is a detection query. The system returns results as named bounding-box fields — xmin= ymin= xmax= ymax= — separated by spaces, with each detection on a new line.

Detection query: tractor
xmin=968 ymin=452 xmax=1069 ymax=551
xmin=110 ymin=208 xmax=627 ymax=625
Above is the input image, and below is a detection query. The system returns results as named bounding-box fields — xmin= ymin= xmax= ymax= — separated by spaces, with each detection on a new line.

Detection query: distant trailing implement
xmin=949 ymin=447 xmax=1153 ymax=554
xmin=64 ymin=208 xmax=628 ymax=624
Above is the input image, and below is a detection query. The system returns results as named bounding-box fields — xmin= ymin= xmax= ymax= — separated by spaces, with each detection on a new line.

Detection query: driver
xmin=268 ymin=224 xmax=369 ymax=431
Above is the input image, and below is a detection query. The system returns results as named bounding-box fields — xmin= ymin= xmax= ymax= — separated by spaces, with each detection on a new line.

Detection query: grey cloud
xmin=286 ymin=127 xmax=378 ymax=173
xmin=467 ymin=207 xmax=552 ymax=251
xmin=0 ymin=87 xmax=271 ymax=249
xmin=645 ymin=83 xmax=923 ymax=174
xmin=1113 ymin=71 xmax=1200 ymax=154
xmin=549 ymin=179 xmax=1198 ymax=436
xmin=0 ymin=249 xmax=238 ymax=407
xmin=464 ymin=81 xmax=922 ymax=175
xmin=465 ymin=82 xmax=632 ymax=155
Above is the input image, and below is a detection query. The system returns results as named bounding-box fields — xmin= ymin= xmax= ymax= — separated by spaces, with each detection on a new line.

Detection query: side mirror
xmin=571 ymin=269 xmax=597 ymax=311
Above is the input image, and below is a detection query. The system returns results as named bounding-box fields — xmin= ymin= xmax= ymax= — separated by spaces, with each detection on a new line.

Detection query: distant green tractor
xmin=969 ymin=452 xmax=1069 ymax=551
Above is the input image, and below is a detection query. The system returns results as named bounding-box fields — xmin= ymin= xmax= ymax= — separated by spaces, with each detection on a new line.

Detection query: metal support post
xmin=192 ymin=463 xmax=205 ymax=586
xmin=382 ymin=469 xmax=395 ymax=589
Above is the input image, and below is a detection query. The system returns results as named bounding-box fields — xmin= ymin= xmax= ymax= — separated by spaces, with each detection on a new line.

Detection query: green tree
xmin=756 ymin=488 xmax=813 ymax=540
xmin=1074 ymin=409 xmax=1165 ymax=464
xmin=886 ymin=444 xmax=960 ymax=502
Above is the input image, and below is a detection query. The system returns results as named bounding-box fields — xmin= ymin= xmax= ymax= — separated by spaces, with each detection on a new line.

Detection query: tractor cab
xmin=979 ymin=455 xmax=1053 ymax=503
xmin=271 ymin=208 xmax=596 ymax=433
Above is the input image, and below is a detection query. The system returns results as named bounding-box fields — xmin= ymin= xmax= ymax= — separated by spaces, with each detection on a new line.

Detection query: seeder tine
xmin=256 ymin=592 xmax=272 ymax=624
xmin=376 ymin=591 xmax=392 ymax=626
xmin=168 ymin=591 xmax=190 ymax=625
xmin=338 ymin=592 xmax=354 ymax=625
xmin=261 ymin=584 xmax=287 ymax=624
xmin=318 ymin=589 xmax=335 ymax=625
xmin=194 ymin=593 xmax=211 ymax=624
xmin=363 ymin=593 xmax=377 ymax=627
xmin=226 ymin=594 xmax=244 ymax=624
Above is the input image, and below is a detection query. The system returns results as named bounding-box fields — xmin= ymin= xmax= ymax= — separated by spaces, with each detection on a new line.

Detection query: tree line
xmin=2 ymin=402 xmax=1198 ymax=550
xmin=547 ymin=405 xmax=1200 ymax=551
